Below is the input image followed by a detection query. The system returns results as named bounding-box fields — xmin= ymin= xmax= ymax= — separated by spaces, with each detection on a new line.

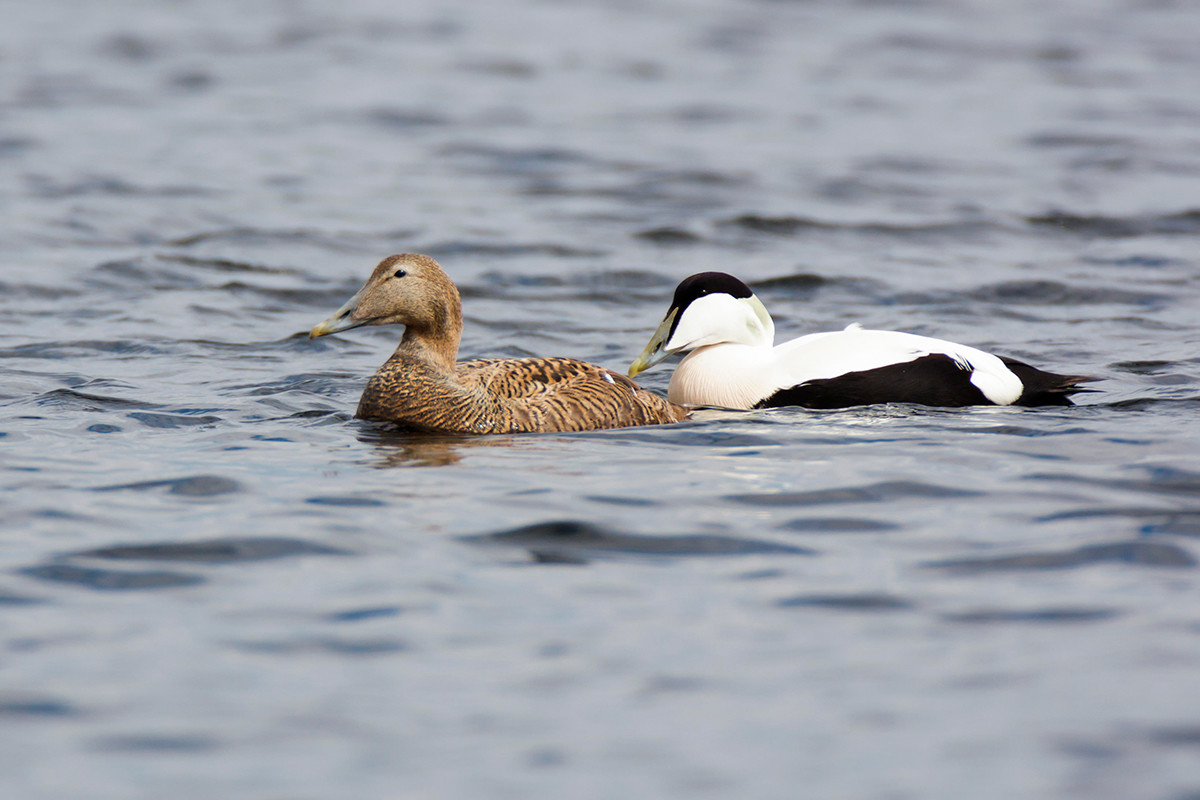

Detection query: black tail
xmin=1001 ymin=357 xmax=1097 ymax=407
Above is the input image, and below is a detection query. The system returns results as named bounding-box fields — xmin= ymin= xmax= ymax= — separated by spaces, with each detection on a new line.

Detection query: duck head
xmin=629 ymin=272 xmax=775 ymax=376
xmin=309 ymin=253 xmax=462 ymax=339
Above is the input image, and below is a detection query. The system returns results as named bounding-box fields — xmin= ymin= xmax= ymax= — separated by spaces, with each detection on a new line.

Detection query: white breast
xmin=668 ymin=344 xmax=784 ymax=408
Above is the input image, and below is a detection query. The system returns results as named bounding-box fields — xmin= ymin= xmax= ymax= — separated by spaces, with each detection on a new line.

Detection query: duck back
xmin=359 ymin=353 xmax=686 ymax=434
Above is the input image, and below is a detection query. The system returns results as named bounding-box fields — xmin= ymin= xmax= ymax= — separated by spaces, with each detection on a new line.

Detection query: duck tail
xmin=1001 ymin=357 xmax=1098 ymax=407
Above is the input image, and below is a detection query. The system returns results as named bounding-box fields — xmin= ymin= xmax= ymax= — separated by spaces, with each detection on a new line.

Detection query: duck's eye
xmin=393 ymin=269 xmax=407 ymax=279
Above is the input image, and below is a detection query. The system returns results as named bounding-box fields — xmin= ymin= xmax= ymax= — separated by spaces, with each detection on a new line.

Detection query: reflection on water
xmin=359 ymin=426 xmax=522 ymax=467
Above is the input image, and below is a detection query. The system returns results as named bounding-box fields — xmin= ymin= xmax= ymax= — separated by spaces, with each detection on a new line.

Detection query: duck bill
xmin=628 ymin=309 xmax=678 ymax=377
xmin=309 ymin=290 xmax=367 ymax=338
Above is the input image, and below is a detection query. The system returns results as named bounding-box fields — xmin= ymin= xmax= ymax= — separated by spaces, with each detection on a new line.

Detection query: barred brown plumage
xmin=309 ymin=254 xmax=688 ymax=434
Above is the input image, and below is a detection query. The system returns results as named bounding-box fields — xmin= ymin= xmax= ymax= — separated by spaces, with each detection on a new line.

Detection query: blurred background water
xmin=3 ymin=0 xmax=1200 ymax=797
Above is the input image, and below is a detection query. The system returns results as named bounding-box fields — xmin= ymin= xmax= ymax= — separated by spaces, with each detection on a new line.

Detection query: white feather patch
xmin=669 ymin=327 xmax=1025 ymax=408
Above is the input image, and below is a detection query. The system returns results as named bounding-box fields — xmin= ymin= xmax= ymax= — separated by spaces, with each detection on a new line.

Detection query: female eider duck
xmin=628 ymin=272 xmax=1093 ymax=410
xmin=309 ymin=254 xmax=688 ymax=434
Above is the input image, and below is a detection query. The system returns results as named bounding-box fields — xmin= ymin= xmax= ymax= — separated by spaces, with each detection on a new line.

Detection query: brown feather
xmin=312 ymin=255 xmax=688 ymax=434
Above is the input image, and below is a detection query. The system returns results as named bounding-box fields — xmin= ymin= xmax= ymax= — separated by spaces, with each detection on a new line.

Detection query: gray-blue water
xmin=4 ymin=1 xmax=1200 ymax=797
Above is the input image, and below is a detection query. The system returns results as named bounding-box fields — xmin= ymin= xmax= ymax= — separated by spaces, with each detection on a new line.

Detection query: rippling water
xmin=4 ymin=1 xmax=1200 ymax=797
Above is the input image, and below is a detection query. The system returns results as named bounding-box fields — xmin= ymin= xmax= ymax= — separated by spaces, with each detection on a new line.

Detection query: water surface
xmin=4 ymin=1 xmax=1200 ymax=798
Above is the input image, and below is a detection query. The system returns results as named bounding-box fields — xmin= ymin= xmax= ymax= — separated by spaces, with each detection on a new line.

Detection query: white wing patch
xmin=667 ymin=323 xmax=1027 ymax=408
xmin=968 ymin=361 xmax=1023 ymax=405
xmin=769 ymin=328 xmax=1024 ymax=404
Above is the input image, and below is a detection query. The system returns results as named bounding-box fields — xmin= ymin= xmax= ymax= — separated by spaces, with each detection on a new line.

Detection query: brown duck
xmin=309 ymin=254 xmax=688 ymax=434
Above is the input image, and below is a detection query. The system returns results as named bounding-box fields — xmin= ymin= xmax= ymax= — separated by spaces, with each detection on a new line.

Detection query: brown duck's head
xmin=309 ymin=254 xmax=462 ymax=339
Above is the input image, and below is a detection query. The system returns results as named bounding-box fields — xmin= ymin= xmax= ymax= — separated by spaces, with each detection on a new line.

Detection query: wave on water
xmin=924 ymin=540 xmax=1197 ymax=573
xmin=19 ymin=563 xmax=206 ymax=591
xmin=1026 ymin=209 xmax=1200 ymax=237
xmin=463 ymin=520 xmax=813 ymax=563
xmin=966 ymin=280 xmax=1167 ymax=307
xmin=729 ymin=480 xmax=980 ymax=507
xmin=777 ymin=592 xmax=914 ymax=611
xmin=79 ymin=536 xmax=348 ymax=562
xmin=18 ymin=535 xmax=350 ymax=592
xmin=92 ymin=475 xmax=242 ymax=495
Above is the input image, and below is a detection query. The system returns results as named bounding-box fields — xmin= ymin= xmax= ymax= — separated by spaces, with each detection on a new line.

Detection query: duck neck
xmin=745 ymin=296 xmax=775 ymax=348
xmin=396 ymin=293 xmax=462 ymax=372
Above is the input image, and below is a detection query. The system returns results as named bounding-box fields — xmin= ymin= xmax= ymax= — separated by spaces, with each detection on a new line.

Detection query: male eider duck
xmin=628 ymin=272 xmax=1094 ymax=410
xmin=309 ymin=254 xmax=688 ymax=434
